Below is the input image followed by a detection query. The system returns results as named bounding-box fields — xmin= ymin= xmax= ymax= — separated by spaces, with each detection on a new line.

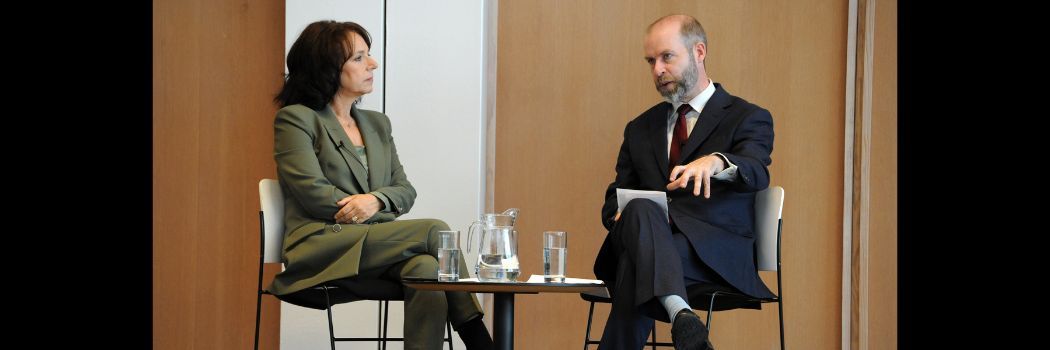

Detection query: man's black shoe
xmin=671 ymin=309 xmax=714 ymax=350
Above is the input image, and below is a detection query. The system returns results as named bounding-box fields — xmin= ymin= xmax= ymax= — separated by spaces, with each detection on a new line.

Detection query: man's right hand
xmin=667 ymin=154 xmax=725 ymax=198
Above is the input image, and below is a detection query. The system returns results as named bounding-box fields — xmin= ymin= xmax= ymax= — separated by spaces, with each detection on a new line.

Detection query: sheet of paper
xmin=526 ymin=274 xmax=610 ymax=298
xmin=616 ymin=188 xmax=669 ymax=217
xmin=526 ymin=274 xmax=605 ymax=284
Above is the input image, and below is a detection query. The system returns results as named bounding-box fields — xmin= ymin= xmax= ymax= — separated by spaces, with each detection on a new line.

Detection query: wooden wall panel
xmin=869 ymin=0 xmax=898 ymax=348
xmin=153 ymin=0 xmax=284 ymax=348
xmin=496 ymin=1 xmax=847 ymax=349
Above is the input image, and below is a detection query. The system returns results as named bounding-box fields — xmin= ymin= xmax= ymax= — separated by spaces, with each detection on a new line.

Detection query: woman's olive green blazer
xmin=269 ymin=103 xmax=416 ymax=295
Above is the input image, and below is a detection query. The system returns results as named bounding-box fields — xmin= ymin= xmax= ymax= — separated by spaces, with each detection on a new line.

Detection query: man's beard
xmin=657 ymin=59 xmax=699 ymax=104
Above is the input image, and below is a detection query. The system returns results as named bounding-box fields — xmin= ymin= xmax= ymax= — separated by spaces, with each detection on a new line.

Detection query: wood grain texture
xmin=153 ymin=0 xmax=284 ymax=348
xmin=868 ymin=0 xmax=897 ymax=348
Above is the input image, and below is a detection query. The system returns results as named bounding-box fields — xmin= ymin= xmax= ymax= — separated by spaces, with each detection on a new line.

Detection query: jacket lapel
xmin=679 ymin=84 xmax=731 ymax=162
xmin=648 ymin=102 xmax=673 ymax=179
xmin=319 ymin=105 xmax=370 ymax=192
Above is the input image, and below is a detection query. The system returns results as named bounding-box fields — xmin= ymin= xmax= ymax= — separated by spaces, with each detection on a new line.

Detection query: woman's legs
xmin=358 ymin=218 xmax=490 ymax=349
xmin=383 ymin=254 xmax=447 ymax=350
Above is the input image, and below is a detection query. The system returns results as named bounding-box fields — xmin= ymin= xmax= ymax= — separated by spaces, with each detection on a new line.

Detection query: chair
xmin=254 ymin=179 xmax=453 ymax=350
xmin=581 ymin=186 xmax=785 ymax=350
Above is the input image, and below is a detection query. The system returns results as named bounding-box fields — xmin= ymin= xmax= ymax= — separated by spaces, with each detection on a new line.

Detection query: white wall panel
xmin=386 ymin=0 xmax=485 ymax=253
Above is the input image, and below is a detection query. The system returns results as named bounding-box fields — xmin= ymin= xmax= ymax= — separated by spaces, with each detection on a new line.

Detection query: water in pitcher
xmin=478 ymin=254 xmax=520 ymax=282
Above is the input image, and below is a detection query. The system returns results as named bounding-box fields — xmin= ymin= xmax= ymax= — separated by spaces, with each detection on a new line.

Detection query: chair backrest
xmin=754 ymin=186 xmax=784 ymax=272
xmin=259 ymin=179 xmax=285 ymax=263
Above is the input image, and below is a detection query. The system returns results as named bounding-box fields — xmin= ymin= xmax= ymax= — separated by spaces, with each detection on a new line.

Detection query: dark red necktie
xmin=669 ymin=104 xmax=692 ymax=172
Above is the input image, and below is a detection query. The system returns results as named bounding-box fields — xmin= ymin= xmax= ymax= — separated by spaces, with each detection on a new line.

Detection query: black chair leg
xmin=323 ymin=287 xmax=336 ymax=350
xmin=778 ymin=302 xmax=785 ymax=350
xmin=583 ymin=301 xmax=595 ymax=350
xmin=377 ymin=301 xmax=383 ymax=350
xmin=383 ymin=300 xmax=391 ymax=350
xmin=706 ymin=292 xmax=718 ymax=334
xmin=446 ymin=320 xmax=454 ymax=349
xmin=254 ymin=291 xmax=263 ymax=350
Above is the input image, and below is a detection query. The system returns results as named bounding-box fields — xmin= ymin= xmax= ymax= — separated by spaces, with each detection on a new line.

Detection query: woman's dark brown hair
xmin=275 ymin=20 xmax=372 ymax=110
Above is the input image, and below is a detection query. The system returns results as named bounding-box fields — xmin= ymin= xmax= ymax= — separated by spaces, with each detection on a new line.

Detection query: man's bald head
xmin=648 ymin=14 xmax=707 ymax=51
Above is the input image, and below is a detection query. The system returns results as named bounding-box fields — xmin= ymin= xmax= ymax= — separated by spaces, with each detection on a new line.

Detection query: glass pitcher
xmin=466 ymin=208 xmax=520 ymax=281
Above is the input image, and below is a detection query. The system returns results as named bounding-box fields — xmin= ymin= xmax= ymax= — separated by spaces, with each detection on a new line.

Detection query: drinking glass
xmin=437 ymin=230 xmax=461 ymax=282
xmin=543 ymin=231 xmax=567 ymax=282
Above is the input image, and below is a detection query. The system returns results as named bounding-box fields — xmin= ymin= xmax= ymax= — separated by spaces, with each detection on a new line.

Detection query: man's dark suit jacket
xmin=594 ymin=83 xmax=776 ymax=301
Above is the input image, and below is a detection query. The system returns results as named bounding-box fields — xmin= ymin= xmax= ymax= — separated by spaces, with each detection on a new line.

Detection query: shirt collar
xmin=671 ymin=79 xmax=715 ymax=117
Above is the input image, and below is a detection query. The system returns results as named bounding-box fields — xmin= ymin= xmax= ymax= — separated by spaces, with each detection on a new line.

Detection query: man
xmin=593 ymin=14 xmax=776 ymax=350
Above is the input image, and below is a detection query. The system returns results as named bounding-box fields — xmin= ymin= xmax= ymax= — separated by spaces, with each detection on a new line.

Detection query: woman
xmin=268 ymin=20 xmax=493 ymax=350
